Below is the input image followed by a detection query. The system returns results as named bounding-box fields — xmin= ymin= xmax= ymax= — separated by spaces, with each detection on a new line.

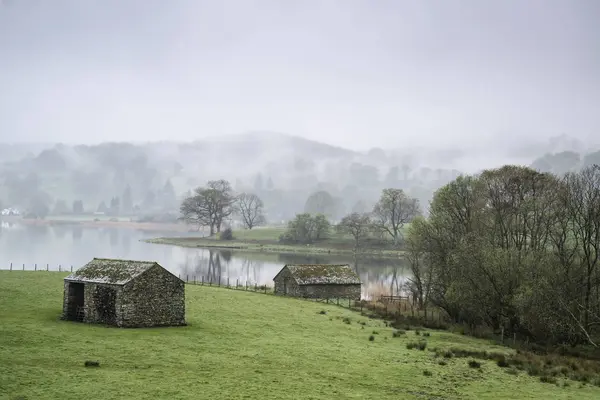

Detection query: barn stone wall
xmin=273 ymin=268 xmax=301 ymax=296
xmin=120 ymin=265 xmax=186 ymax=327
xmin=299 ymin=284 xmax=361 ymax=300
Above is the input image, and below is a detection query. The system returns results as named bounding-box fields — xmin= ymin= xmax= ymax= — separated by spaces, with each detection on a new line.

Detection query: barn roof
xmin=275 ymin=264 xmax=361 ymax=285
xmin=64 ymin=258 xmax=164 ymax=285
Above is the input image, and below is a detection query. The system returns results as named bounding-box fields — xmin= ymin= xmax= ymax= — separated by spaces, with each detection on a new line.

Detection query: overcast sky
xmin=1 ymin=0 xmax=599 ymax=150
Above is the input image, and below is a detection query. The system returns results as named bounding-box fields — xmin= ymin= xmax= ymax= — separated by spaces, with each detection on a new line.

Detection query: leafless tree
xmin=372 ymin=188 xmax=420 ymax=244
xmin=179 ymin=180 xmax=236 ymax=235
xmin=237 ymin=193 xmax=266 ymax=229
xmin=336 ymin=212 xmax=371 ymax=252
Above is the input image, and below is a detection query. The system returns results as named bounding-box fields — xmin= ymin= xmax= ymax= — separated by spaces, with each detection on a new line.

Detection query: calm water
xmin=0 ymin=222 xmax=409 ymax=298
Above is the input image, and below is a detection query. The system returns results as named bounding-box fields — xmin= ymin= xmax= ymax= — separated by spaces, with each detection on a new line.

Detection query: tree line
xmin=405 ymin=164 xmax=600 ymax=347
xmin=180 ymin=178 xmax=423 ymax=246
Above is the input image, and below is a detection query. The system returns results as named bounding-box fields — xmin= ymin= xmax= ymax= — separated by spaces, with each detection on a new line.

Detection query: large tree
xmin=237 ymin=193 xmax=266 ymax=230
xmin=336 ymin=212 xmax=371 ymax=252
xmin=179 ymin=180 xmax=236 ymax=235
xmin=372 ymin=188 xmax=420 ymax=243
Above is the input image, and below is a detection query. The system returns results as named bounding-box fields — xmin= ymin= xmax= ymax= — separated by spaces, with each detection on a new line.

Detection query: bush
xmin=468 ymin=360 xmax=482 ymax=369
xmin=342 ymin=317 xmax=352 ymax=324
xmin=368 ymin=335 xmax=375 ymax=342
xmin=84 ymin=360 xmax=100 ymax=367
xmin=423 ymin=370 xmax=433 ymax=376
xmin=392 ymin=330 xmax=406 ymax=338
xmin=220 ymin=228 xmax=234 ymax=241
xmin=406 ymin=341 xmax=427 ymax=351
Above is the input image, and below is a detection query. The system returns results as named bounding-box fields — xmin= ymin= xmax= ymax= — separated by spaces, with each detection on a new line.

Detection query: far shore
xmin=1 ymin=215 xmax=193 ymax=233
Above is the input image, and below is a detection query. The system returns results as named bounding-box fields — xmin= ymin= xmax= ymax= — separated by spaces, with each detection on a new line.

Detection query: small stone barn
xmin=273 ymin=264 xmax=361 ymax=300
xmin=62 ymin=258 xmax=185 ymax=328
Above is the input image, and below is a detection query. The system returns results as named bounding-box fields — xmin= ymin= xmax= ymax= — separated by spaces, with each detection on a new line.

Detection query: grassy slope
xmin=147 ymin=227 xmax=403 ymax=257
xmin=1 ymin=273 xmax=599 ymax=400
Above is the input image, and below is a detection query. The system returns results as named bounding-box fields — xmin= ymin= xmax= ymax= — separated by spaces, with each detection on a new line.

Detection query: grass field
xmin=147 ymin=227 xmax=404 ymax=257
xmin=2 ymin=272 xmax=600 ymax=399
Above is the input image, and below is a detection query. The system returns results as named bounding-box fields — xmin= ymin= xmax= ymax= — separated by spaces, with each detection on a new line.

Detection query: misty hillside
xmin=1 ymin=132 xmax=599 ymax=222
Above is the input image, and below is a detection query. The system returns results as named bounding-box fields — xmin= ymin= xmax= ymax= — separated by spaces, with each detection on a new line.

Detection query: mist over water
xmin=0 ymin=223 xmax=408 ymax=298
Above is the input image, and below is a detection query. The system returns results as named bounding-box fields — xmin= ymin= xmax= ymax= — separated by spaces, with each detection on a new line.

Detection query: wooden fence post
xmin=22 ymin=263 xmax=25 ymax=270
xmin=71 ymin=266 xmax=73 ymax=272
xmin=219 ymin=276 xmax=221 ymax=287
xmin=35 ymin=263 xmax=37 ymax=271
xmin=10 ymin=262 xmax=12 ymax=271
xmin=47 ymin=264 xmax=49 ymax=271
xmin=186 ymin=275 xmax=189 ymax=283
xmin=201 ymin=276 xmax=204 ymax=285
xmin=59 ymin=265 xmax=62 ymax=272
xmin=227 ymin=277 xmax=230 ymax=288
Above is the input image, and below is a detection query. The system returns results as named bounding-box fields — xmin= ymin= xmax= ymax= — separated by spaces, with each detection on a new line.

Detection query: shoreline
xmin=145 ymin=236 xmax=404 ymax=258
xmin=3 ymin=217 xmax=191 ymax=233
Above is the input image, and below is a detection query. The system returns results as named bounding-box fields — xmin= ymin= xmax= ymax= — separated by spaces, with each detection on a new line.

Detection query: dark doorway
xmin=94 ymin=286 xmax=117 ymax=325
xmin=66 ymin=282 xmax=85 ymax=321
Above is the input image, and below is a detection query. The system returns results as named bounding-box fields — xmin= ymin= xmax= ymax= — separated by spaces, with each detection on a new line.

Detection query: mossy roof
xmin=64 ymin=258 xmax=161 ymax=285
xmin=275 ymin=264 xmax=361 ymax=285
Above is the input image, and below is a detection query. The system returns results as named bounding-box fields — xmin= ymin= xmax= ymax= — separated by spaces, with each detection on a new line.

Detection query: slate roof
xmin=64 ymin=258 xmax=161 ymax=285
xmin=274 ymin=264 xmax=361 ymax=285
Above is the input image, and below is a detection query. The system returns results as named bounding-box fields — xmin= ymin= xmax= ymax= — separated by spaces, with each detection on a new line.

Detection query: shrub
xmin=342 ymin=317 xmax=352 ymax=325
xmin=392 ymin=330 xmax=406 ymax=338
xmin=423 ymin=370 xmax=433 ymax=376
xmin=539 ymin=375 xmax=557 ymax=384
xmin=318 ymin=310 xmax=327 ymax=315
xmin=84 ymin=360 xmax=100 ymax=367
xmin=220 ymin=227 xmax=234 ymax=241
xmin=372 ymin=330 xmax=379 ymax=335
xmin=423 ymin=332 xmax=431 ymax=337
xmin=369 ymin=335 xmax=375 ymax=342
xmin=406 ymin=341 xmax=427 ymax=351
xmin=468 ymin=360 xmax=481 ymax=369
xmin=496 ymin=358 xmax=510 ymax=368
xmin=438 ymin=360 xmax=448 ymax=366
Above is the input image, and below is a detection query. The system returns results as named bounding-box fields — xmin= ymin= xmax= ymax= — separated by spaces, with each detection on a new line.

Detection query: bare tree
xmin=179 ymin=180 xmax=236 ymax=235
xmin=237 ymin=193 xmax=266 ymax=229
xmin=372 ymin=188 xmax=420 ymax=244
xmin=336 ymin=212 xmax=371 ymax=252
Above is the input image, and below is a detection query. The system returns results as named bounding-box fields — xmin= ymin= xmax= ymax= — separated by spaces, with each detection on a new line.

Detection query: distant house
xmin=62 ymin=258 xmax=185 ymax=328
xmin=273 ymin=264 xmax=361 ymax=300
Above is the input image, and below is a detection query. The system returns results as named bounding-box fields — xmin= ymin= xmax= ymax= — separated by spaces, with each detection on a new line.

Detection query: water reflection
xmin=0 ymin=224 xmax=410 ymax=298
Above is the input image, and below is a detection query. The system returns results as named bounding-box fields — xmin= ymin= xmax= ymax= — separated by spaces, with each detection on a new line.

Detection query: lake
xmin=0 ymin=222 xmax=409 ymax=298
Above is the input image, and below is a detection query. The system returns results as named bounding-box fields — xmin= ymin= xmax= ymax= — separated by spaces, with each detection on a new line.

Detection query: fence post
xmin=264 ymin=285 xmax=267 ymax=294
xmin=10 ymin=262 xmax=12 ymax=271
xmin=254 ymin=283 xmax=257 ymax=291
xmin=47 ymin=263 xmax=49 ymax=271
xmin=194 ymin=276 xmax=196 ymax=285
xmin=245 ymin=281 xmax=248 ymax=291
xmin=22 ymin=263 xmax=25 ymax=270
xmin=71 ymin=265 xmax=73 ymax=272
xmin=227 ymin=277 xmax=230 ymax=288
xmin=186 ymin=275 xmax=189 ymax=283
xmin=59 ymin=265 xmax=62 ymax=272
xmin=209 ymin=278 xmax=212 ymax=287
xmin=219 ymin=276 xmax=221 ymax=287
xmin=35 ymin=263 xmax=37 ymax=271
xmin=201 ymin=276 xmax=204 ymax=285
xmin=236 ymin=279 xmax=239 ymax=289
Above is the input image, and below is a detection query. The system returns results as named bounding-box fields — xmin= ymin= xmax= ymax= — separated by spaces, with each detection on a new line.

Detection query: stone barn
xmin=62 ymin=258 xmax=186 ymax=328
xmin=273 ymin=264 xmax=361 ymax=300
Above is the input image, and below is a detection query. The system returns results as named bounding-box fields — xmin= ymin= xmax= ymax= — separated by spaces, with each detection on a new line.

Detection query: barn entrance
xmin=66 ymin=282 xmax=85 ymax=321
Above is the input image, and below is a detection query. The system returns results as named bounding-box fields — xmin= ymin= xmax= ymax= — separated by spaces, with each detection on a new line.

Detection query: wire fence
xmin=2 ymin=264 xmax=447 ymax=322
